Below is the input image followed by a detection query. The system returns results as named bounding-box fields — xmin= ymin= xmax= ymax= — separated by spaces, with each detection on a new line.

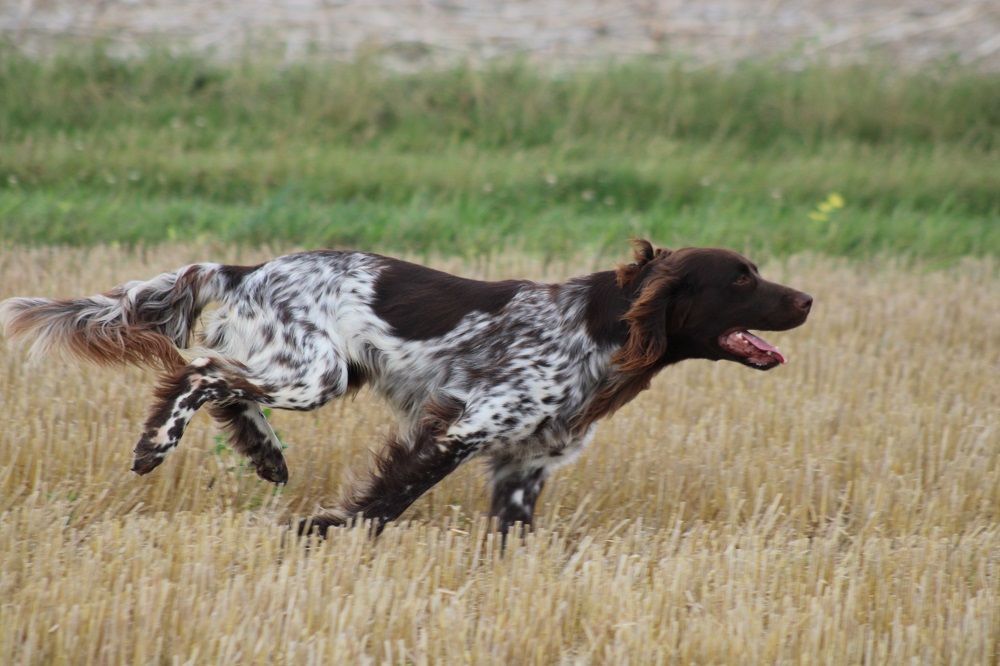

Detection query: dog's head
xmin=616 ymin=240 xmax=812 ymax=371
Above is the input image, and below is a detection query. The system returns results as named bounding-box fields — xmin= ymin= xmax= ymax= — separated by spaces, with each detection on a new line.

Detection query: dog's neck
xmin=577 ymin=269 xmax=633 ymax=349
xmin=562 ymin=268 xmax=704 ymax=431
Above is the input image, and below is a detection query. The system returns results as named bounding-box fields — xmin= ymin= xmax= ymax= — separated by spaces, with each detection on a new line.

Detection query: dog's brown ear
xmin=617 ymin=238 xmax=672 ymax=287
xmin=631 ymin=238 xmax=656 ymax=263
xmin=614 ymin=264 xmax=679 ymax=373
xmin=632 ymin=238 xmax=673 ymax=262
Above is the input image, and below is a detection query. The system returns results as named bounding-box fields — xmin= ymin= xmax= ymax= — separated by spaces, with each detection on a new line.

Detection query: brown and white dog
xmin=0 ymin=240 xmax=811 ymax=536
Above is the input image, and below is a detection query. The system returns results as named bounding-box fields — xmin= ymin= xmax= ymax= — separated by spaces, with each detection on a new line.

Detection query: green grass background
xmin=1 ymin=48 xmax=997 ymax=260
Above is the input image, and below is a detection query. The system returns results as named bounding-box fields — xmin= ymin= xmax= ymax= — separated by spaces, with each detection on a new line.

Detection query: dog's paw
xmin=131 ymin=436 xmax=165 ymax=475
xmin=254 ymin=453 xmax=289 ymax=485
xmin=296 ymin=514 xmax=346 ymax=539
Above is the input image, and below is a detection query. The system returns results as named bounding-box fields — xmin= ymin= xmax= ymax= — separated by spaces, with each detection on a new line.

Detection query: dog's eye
xmin=733 ymin=274 xmax=753 ymax=287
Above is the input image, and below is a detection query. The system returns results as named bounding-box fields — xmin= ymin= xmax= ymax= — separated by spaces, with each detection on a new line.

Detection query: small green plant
xmin=212 ymin=434 xmax=231 ymax=457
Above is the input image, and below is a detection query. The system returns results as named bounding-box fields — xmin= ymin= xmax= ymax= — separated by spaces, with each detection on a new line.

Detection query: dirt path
xmin=3 ymin=0 xmax=998 ymax=69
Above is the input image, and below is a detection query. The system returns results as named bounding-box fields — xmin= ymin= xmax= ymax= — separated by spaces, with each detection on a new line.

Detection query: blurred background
xmin=5 ymin=1 xmax=999 ymax=68
xmin=0 ymin=1 xmax=996 ymax=258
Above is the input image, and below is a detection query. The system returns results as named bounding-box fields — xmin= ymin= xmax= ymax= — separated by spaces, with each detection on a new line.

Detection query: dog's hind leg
xmin=131 ymin=357 xmax=269 ymax=476
xmin=132 ymin=354 xmax=349 ymax=478
xmin=208 ymin=400 xmax=288 ymax=484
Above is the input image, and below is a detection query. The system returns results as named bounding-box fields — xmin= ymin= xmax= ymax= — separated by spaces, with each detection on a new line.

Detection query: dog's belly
xmin=482 ymin=417 xmax=594 ymax=471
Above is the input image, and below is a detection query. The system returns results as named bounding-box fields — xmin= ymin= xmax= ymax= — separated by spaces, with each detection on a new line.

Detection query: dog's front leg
xmin=488 ymin=463 xmax=548 ymax=537
xmin=299 ymin=397 xmax=510 ymax=538
xmin=299 ymin=430 xmax=479 ymax=538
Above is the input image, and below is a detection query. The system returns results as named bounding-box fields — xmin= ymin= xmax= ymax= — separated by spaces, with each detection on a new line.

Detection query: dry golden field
xmin=0 ymin=245 xmax=997 ymax=664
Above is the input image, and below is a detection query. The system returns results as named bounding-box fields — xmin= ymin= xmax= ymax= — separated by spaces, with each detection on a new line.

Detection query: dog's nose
xmin=794 ymin=293 xmax=813 ymax=313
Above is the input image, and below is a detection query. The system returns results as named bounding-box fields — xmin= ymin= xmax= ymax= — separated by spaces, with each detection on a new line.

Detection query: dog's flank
xmin=0 ymin=240 xmax=812 ymax=535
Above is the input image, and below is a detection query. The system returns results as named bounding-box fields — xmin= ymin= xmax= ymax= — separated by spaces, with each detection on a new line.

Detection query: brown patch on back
xmin=373 ymin=257 xmax=526 ymax=340
xmin=218 ymin=263 xmax=261 ymax=290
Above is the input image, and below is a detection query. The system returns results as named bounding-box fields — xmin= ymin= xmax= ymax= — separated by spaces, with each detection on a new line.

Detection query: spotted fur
xmin=0 ymin=240 xmax=812 ymax=536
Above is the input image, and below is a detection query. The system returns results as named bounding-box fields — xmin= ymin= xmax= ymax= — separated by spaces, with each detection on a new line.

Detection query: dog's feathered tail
xmin=0 ymin=263 xmax=227 ymax=370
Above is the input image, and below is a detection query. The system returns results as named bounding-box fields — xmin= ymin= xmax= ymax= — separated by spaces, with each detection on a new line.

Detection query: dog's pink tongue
xmin=743 ymin=331 xmax=786 ymax=364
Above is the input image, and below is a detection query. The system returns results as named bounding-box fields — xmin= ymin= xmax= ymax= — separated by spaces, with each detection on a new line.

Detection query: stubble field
xmin=0 ymin=244 xmax=996 ymax=663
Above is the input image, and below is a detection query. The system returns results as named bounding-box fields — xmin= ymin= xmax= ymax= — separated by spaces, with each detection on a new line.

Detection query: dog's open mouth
xmin=718 ymin=329 xmax=786 ymax=369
